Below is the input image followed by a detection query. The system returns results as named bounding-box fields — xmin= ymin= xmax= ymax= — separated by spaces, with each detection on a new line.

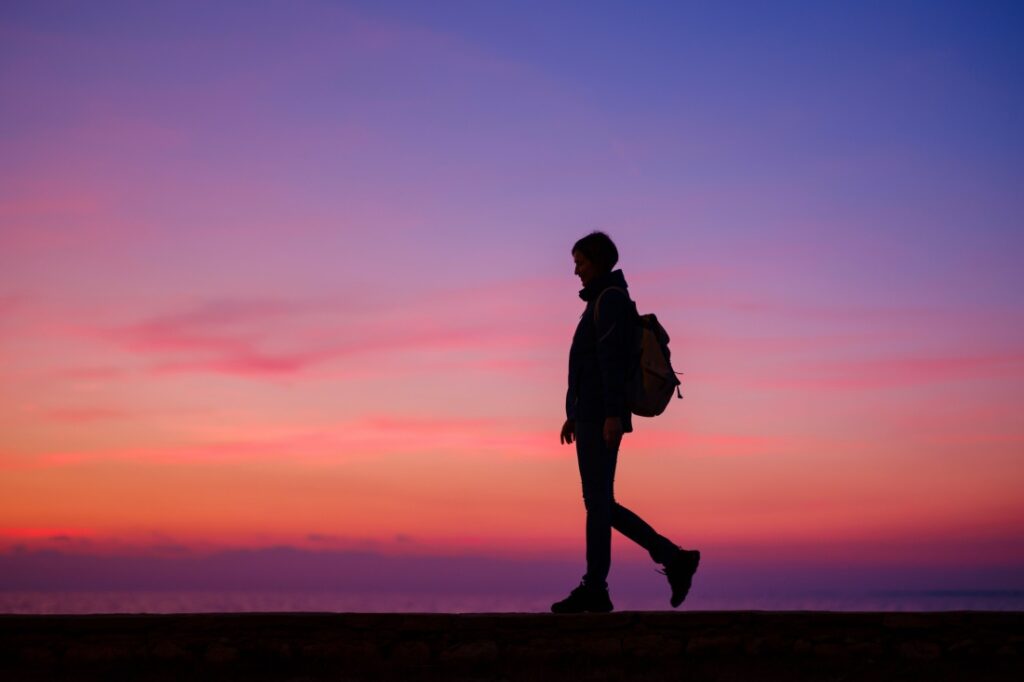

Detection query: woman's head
xmin=572 ymin=231 xmax=619 ymax=286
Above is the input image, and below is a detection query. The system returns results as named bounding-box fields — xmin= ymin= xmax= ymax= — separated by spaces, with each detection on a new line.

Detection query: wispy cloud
xmin=91 ymin=298 xmax=353 ymax=378
xmin=764 ymin=352 xmax=1024 ymax=390
xmin=629 ymin=429 xmax=786 ymax=458
xmin=40 ymin=407 xmax=131 ymax=423
xmin=52 ymin=366 xmax=130 ymax=381
xmin=15 ymin=414 xmax=784 ymax=471
xmin=83 ymin=293 xmax=558 ymax=380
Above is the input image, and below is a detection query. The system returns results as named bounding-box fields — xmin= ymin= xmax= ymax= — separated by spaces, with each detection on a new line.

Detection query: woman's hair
xmin=572 ymin=231 xmax=619 ymax=274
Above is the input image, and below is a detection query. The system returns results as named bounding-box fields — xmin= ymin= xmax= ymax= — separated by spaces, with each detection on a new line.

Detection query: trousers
xmin=575 ymin=420 xmax=679 ymax=588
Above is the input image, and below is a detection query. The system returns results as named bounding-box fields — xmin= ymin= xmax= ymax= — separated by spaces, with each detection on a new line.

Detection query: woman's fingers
xmin=560 ymin=419 xmax=575 ymax=445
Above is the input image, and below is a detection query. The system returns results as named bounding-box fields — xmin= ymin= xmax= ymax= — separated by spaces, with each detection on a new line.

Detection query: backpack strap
xmin=594 ymin=286 xmax=631 ymax=324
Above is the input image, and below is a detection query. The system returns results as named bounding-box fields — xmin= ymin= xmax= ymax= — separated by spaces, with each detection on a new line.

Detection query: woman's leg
xmin=611 ymin=502 xmax=680 ymax=565
xmin=575 ymin=421 xmax=615 ymax=588
xmin=577 ymin=422 xmax=683 ymax=585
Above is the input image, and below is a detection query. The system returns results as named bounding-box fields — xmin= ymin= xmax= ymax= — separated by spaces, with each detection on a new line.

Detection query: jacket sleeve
xmin=595 ymin=289 xmax=631 ymax=417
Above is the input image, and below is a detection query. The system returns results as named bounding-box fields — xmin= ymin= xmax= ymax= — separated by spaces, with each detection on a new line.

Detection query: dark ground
xmin=1 ymin=611 xmax=1021 ymax=681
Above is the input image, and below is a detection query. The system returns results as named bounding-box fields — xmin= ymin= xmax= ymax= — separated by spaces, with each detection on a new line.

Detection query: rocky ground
xmin=1 ymin=611 xmax=1021 ymax=681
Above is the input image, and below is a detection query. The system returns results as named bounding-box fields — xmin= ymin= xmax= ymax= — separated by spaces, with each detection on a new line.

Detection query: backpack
xmin=595 ymin=287 xmax=683 ymax=417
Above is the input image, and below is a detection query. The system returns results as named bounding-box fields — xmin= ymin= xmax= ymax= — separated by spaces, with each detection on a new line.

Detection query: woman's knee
xmin=582 ymin=490 xmax=614 ymax=513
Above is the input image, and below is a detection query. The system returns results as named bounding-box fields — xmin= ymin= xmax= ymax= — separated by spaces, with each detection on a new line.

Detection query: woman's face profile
xmin=573 ymin=250 xmax=597 ymax=287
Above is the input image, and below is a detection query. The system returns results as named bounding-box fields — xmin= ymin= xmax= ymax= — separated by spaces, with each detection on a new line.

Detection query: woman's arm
xmin=594 ymin=288 xmax=631 ymax=420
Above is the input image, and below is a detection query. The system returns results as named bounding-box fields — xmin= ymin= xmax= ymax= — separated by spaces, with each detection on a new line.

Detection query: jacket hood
xmin=579 ymin=269 xmax=628 ymax=302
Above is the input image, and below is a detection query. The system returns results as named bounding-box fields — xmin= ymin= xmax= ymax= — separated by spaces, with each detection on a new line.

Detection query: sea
xmin=2 ymin=590 xmax=1022 ymax=614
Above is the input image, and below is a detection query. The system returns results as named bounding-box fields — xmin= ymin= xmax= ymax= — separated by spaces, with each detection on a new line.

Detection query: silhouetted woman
xmin=552 ymin=231 xmax=700 ymax=613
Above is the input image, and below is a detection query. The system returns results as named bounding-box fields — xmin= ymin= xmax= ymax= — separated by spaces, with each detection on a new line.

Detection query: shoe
xmin=658 ymin=548 xmax=700 ymax=608
xmin=550 ymin=582 xmax=614 ymax=614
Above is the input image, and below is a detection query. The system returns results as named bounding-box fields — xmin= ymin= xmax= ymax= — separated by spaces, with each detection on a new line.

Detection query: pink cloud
xmin=41 ymin=407 xmax=131 ymax=423
xmin=629 ymin=429 xmax=785 ymax=457
xmin=53 ymin=366 xmax=129 ymax=381
xmin=466 ymin=358 xmax=550 ymax=374
xmin=82 ymin=294 xmax=557 ymax=380
xmin=666 ymin=294 xmax=963 ymax=330
xmin=31 ymin=436 xmax=328 ymax=468
xmin=359 ymin=415 xmax=501 ymax=434
xmin=0 ymin=526 xmax=95 ymax=541
xmin=14 ymin=413 xmax=559 ymax=470
xmin=105 ymin=299 xmax=295 ymax=353
xmin=343 ymin=415 xmax=558 ymax=459
xmin=765 ymin=352 xmax=1024 ymax=390
xmin=872 ymin=400 xmax=1023 ymax=440
xmin=90 ymin=299 xmax=345 ymax=378
xmin=677 ymin=331 xmax=857 ymax=354
xmin=17 ymin=415 xmax=782 ymax=471
xmin=638 ymin=282 xmax=1021 ymax=341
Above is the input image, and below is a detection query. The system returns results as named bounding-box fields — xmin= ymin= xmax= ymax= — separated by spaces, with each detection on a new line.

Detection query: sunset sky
xmin=2 ymin=1 xmax=1022 ymax=605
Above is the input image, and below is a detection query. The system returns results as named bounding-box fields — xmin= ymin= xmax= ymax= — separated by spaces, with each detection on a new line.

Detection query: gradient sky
xmin=2 ymin=1 xmax=1023 ymax=595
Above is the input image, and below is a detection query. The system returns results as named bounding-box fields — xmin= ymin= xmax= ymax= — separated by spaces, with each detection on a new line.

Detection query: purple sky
xmin=1 ymin=1 xmax=1022 ymax=608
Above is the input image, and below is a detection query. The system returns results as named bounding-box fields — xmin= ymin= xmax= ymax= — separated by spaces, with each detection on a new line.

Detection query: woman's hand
xmin=603 ymin=416 xmax=623 ymax=450
xmin=560 ymin=418 xmax=576 ymax=445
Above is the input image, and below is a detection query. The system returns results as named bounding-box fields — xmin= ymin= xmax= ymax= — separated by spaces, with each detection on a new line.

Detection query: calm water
xmin=2 ymin=590 xmax=1021 ymax=614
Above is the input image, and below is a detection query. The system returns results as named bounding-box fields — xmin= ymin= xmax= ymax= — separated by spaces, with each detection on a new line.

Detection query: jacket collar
xmin=579 ymin=269 xmax=628 ymax=302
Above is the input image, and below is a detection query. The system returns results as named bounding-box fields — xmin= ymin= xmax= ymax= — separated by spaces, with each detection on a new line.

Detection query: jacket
xmin=566 ymin=269 xmax=635 ymax=433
